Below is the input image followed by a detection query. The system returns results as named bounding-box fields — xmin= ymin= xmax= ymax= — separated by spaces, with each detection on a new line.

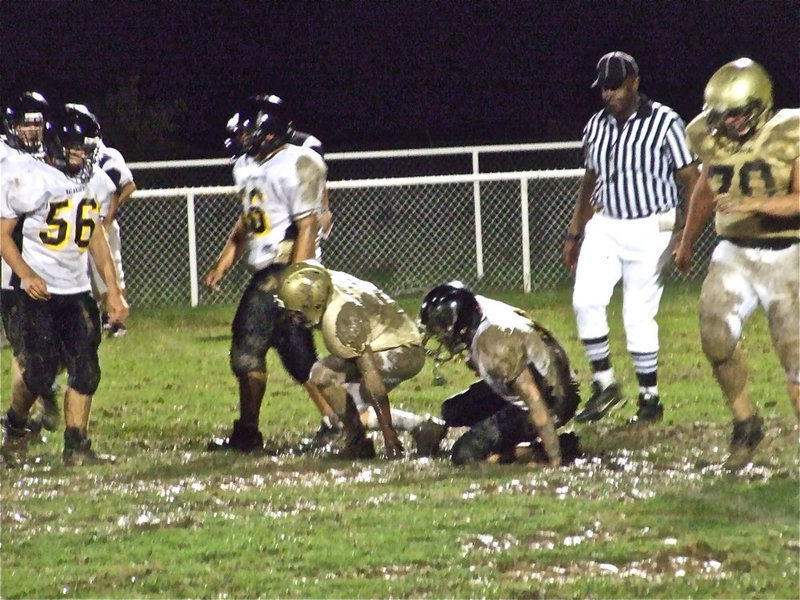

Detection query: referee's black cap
xmin=591 ymin=51 xmax=639 ymax=89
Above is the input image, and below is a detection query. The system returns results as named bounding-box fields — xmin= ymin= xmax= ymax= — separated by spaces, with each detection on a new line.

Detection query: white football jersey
xmin=0 ymin=142 xmax=32 ymax=290
xmin=1 ymin=157 xmax=115 ymax=294
xmin=469 ymin=296 xmax=556 ymax=410
xmin=234 ymin=144 xmax=327 ymax=272
xmin=94 ymin=141 xmax=134 ymax=217
xmin=320 ymin=270 xmax=421 ymax=359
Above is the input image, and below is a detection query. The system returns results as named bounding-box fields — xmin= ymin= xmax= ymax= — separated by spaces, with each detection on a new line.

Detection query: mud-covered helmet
xmin=703 ymin=58 xmax=773 ymax=142
xmin=419 ymin=281 xmax=482 ymax=362
xmin=278 ymin=260 xmax=332 ymax=327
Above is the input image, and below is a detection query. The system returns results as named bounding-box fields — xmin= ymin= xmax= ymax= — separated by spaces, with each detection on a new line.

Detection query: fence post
xmin=472 ymin=151 xmax=484 ymax=280
xmin=186 ymin=192 xmax=199 ymax=307
xmin=520 ymin=177 xmax=531 ymax=293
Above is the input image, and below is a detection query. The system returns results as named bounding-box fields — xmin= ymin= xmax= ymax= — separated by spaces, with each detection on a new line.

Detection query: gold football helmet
xmin=703 ymin=58 xmax=773 ymax=142
xmin=278 ymin=261 xmax=332 ymax=327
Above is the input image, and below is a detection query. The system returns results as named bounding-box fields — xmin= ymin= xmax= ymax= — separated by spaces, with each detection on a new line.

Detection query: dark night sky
xmin=3 ymin=0 xmax=799 ymax=159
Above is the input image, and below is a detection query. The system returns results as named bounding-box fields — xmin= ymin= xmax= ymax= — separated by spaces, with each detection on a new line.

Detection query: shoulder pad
xmin=685 ymin=112 xmax=713 ymax=159
xmin=761 ymin=109 xmax=800 ymax=161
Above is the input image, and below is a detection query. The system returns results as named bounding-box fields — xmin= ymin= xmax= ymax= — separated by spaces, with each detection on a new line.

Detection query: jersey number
xmin=39 ymin=197 xmax=99 ymax=249
xmin=709 ymin=160 xmax=776 ymax=196
xmin=243 ymin=190 xmax=271 ymax=237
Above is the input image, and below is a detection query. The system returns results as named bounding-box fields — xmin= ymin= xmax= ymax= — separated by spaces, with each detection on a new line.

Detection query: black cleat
xmin=627 ymin=392 xmax=664 ymax=425
xmin=335 ymin=435 xmax=376 ymax=459
xmin=206 ymin=420 xmax=264 ymax=453
xmin=62 ymin=427 xmax=116 ymax=466
xmin=575 ymin=382 xmax=624 ymax=423
xmin=723 ymin=414 xmax=765 ymax=471
xmin=410 ymin=416 xmax=448 ymax=457
xmin=1 ymin=412 xmax=31 ymax=466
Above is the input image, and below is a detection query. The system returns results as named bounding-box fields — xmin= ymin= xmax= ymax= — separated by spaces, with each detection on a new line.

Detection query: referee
xmin=563 ymin=51 xmax=699 ymax=424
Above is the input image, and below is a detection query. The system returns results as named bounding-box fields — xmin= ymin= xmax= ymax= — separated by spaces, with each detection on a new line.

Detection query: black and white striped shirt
xmin=581 ymin=94 xmax=696 ymax=219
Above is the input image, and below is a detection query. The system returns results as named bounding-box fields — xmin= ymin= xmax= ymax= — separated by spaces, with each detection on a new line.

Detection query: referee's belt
xmin=722 ymin=237 xmax=800 ymax=250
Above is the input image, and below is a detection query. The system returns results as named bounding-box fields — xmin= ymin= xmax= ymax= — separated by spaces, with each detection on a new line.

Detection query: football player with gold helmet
xmin=278 ymin=261 xmax=446 ymax=459
xmin=674 ymin=58 xmax=799 ymax=470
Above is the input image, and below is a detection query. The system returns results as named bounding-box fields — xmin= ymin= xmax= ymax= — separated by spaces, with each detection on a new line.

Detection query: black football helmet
xmin=3 ymin=91 xmax=54 ymax=155
xmin=58 ymin=104 xmax=102 ymax=181
xmin=225 ymin=94 xmax=292 ymax=157
xmin=419 ymin=281 xmax=482 ymax=364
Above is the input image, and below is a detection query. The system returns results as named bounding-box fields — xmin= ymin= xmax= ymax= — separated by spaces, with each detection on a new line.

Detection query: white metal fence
xmin=121 ymin=143 xmax=715 ymax=307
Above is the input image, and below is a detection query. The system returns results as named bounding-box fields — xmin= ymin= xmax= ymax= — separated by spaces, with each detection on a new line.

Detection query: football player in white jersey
xmin=1 ymin=91 xmax=61 ymax=433
xmin=419 ymin=283 xmax=582 ymax=467
xmin=278 ymin=261 xmax=449 ymax=459
xmin=226 ymin=94 xmax=333 ymax=243
xmin=205 ymin=97 xmax=329 ymax=453
xmin=674 ymin=58 xmax=799 ymax=470
xmin=0 ymin=106 xmax=129 ymax=466
xmin=65 ymin=104 xmax=137 ymax=337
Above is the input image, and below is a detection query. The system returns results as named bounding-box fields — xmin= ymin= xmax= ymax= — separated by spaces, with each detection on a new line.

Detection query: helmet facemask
xmin=418 ymin=283 xmax=481 ymax=367
xmin=4 ymin=92 xmax=53 ymax=157
xmin=703 ymin=58 xmax=773 ymax=145
xmin=706 ymin=99 xmax=770 ymax=143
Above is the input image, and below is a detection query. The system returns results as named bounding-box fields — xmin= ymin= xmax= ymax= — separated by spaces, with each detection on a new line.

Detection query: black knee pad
xmin=274 ymin=313 xmax=318 ymax=383
xmin=451 ymin=417 xmax=504 ymax=465
xmin=22 ymin=353 xmax=60 ymax=398
xmin=69 ymin=359 xmax=101 ymax=395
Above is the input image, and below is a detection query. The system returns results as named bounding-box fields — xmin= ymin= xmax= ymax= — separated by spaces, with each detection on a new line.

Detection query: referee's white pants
xmin=572 ymin=210 xmax=675 ymax=354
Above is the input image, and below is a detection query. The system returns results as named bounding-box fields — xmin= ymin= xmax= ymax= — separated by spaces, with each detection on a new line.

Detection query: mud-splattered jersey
xmin=232 ymin=144 xmax=326 ymax=272
xmin=1 ymin=156 xmax=115 ymax=293
xmin=320 ymin=270 xmax=421 ymax=359
xmin=470 ymin=296 xmax=576 ymax=410
xmin=686 ymin=108 xmax=800 ymax=240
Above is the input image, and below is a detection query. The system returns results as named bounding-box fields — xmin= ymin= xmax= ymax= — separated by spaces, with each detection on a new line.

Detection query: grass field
xmin=1 ymin=283 xmax=798 ymax=599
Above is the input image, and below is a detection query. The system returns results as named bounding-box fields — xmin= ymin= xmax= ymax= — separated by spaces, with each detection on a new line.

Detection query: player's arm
xmin=675 ymin=161 xmax=701 ymax=212
xmin=715 ymin=157 xmax=800 ymax=217
xmin=319 ymin=186 xmax=333 ymax=238
xmin=204 ymin=217 xmax=247 ymax=291
xmin=511 ymin=368 xmax=561 ymax=467
xmin=0 ymin=217 xmax=50 ymax=300
xmin=104 ymin=179 xmax=136 ymax=226
xmin=87 ymin=222 xmax=129 ymax=324
xmin=291 ymin=212 xmax=320 ymax=262
xmin=563 ymin=169 xmax=597 ymax=272
xmin=355 ymin=347 xmax=404 ymax=459
xmin=674 ymin=163 xmax=716 ymax=274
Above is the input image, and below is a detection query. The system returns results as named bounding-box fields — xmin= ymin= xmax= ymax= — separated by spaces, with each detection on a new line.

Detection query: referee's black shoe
xmin=575 ymin=382 xmax=624 ymax=423
xmin=628 ymin=392 xmax=664 ymax=425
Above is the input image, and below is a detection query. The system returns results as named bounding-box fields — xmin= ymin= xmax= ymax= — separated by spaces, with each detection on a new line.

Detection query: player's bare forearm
xmin=356 ymin=349 xmax=403 ymax=458
xmin=675 ymin=162 xmax=701 ymax=213
xmin=0 ymin=218 xmax=47 ymax=298
xmin=513 ymin=369 xmax=561 ymax=467
xmin=88 ymin=224 xmax=123 ymax=298
xmin=716 ymin=192 xmax=800 ymax=217
xmin=682 ymin=166 xmax=716 ymax=247
xmin=291 ymin=213 xmax=319 ymax=262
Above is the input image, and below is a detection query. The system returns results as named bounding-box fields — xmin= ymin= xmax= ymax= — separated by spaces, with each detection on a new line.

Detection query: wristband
xmin=565 ymin=231 xmax=583 ymax=243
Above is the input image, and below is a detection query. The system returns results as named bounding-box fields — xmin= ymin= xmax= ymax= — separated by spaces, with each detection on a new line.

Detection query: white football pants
xmin=572 ymin=210 xmax=675 ymax=354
